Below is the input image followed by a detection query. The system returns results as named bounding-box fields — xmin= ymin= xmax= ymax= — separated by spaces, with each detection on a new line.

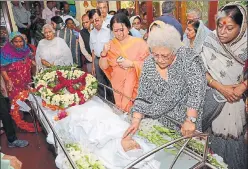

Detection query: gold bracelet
xmin=208 ymin=78 xmax=214 ymax=85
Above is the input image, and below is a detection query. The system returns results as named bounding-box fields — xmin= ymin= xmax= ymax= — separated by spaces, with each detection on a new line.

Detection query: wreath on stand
xmin=34 ymin=66 xmax=98 ymax=111
xmin=10 ymin=90 xmax=42 ymax=132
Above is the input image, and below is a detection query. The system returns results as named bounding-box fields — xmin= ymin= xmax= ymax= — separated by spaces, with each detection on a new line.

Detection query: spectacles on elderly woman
xmin=152 ymin=52 xmax=173 ymax=61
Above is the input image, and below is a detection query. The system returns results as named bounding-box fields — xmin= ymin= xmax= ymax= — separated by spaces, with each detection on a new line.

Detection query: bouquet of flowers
xmin=64 ymin=143 xmax=106 ymax=169
xmin=138 ymin=119 xmax=228 ymax=169
xmin=34 ymin=66 xmax=98 ymax=110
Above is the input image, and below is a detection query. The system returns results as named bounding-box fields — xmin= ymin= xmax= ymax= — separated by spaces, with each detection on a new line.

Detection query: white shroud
xmin=48 ymin=97 xmax=160 ymax=169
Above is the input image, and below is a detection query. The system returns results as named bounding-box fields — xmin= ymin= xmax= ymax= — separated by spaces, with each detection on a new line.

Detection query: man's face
xmin=12 ymin=1 xmax=19 ymax=6
xmin=64 ymin=4 xmax=70 ymax=13
xmin=97 ymin=2 xmax=108 ymax=18
xmin=47 ymin=2 xmax=53 ymax=9
xmin=92 ymin=13 xmax=103 ymax=31
xmin=82 ymin=16 xmax=91 ymax=30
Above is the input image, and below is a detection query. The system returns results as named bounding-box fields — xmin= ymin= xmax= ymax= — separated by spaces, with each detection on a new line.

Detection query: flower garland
xmin=34 ymin=66 xmax=98 ymax=110
xmin=138 ymin=119 xmax=228 ymax=169
xmin=64 ymin=143 xmax=106 ymax=169
xmin=10 ymin=90 xmax=42 ymax=132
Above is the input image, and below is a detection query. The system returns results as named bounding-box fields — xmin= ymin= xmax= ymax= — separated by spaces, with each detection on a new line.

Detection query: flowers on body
xmin=65 ymin=143 xmax=106 ymax=169
xmin=34 ymin=66 xmax=98 ymax=110
xmin=138 ymin=119 xmax=228 ymax=169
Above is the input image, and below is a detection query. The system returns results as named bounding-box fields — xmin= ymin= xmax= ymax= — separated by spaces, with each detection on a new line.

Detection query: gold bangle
xmin=208 ymin=78 xmax=214 ymax=85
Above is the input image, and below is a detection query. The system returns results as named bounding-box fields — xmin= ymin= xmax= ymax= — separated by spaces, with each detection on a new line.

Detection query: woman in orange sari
xmin=99 ymin=13 xmax=149 ymax=112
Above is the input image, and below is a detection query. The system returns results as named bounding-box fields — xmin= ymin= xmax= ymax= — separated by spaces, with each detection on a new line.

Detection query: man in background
xmin=89 ymin=9 xmax=114 ymax=103
xmin=79 ymin=14 xmax=93 ymax=73
xmin=12 ymin=1 xmax=31 ymax=43
xmin=157 ymin=1 xmax=183 ymax=40
xmin=97 ymin=1 xmax=113 ymax=28
xmin=42 ymin=1 xmax=56 ymax=24
xmin=184 ymin=8 xmax=211 ymax=40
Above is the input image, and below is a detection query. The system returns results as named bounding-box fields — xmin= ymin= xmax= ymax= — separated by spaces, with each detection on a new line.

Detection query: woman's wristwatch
xmin=187 ymin=116 xmax=197 ymax=123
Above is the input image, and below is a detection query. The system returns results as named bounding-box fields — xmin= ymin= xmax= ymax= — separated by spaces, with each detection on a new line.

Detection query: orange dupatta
xmin=101 ymin=37 xmax=149 ymax=112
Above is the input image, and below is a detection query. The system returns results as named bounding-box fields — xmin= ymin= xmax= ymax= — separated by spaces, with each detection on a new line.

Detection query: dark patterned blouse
xmin=131 ymin=47 xmax=207 ymax=132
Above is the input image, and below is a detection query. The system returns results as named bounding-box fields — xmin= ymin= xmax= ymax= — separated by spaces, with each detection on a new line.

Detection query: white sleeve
xmin=73 ymin=18 xmax=80 ymax=27
xmin=35 ymin=44 xmax=42 ymax=72
xmin=60 ymin=39 xmax=73 ymax=66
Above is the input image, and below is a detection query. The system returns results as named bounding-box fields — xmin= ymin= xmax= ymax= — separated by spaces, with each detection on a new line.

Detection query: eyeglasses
xmin=92 ymin=19 xmax=100 ymax=24
xmin=152 ymin=52 xmax=173 ymax=61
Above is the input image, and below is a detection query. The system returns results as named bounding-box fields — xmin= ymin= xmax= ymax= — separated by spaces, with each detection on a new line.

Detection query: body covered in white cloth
xmin=50 ymin=97 xmax=160 ymax=169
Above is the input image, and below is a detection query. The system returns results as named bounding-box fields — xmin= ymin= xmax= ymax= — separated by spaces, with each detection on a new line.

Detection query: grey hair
xmin=42 ymin=24 xmax=55 ymax=34
xmin=162 ymin=1 xmax=176 ymax=14
xmin=187 ymin=8 xmax=202 ymax=20
xmin=147 ymin=24 xmax=182 ymax=53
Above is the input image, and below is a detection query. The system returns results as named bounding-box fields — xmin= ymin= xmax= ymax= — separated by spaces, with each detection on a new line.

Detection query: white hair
xmin=187 ymin=8 xmax=202 ymax=20
xmin=147 ymin=24 xmax=182 ymax=53
xmin=42 ymin=24 xmax=55 ymax=34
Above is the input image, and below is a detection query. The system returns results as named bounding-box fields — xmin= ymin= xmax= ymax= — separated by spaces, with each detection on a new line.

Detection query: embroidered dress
xmin=201 ymin=3 xmax=247 ymax=169
xmin=131 ymin=47 xmax=207 ymax=131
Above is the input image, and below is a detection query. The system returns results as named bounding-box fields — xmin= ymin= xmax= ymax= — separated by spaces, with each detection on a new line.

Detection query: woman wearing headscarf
xmin=201 ymin=2 xmax=247 ymax=169
xmin=99 ymin=13 xmax=149 ymax=112
xmin=50 ymin=16 xmax=80 ymax=66
xmin=143 ymin=20 xmax=167 ymax=40
xmin=0 ymin=32 xmax=34 ymax=99
xmin=183 ymin=20 xmax=211 ymax=54
xmin=129 ymin=15 xmax=146 ymax=37
xmin=35 ymin=24 xmax=73 ymax=71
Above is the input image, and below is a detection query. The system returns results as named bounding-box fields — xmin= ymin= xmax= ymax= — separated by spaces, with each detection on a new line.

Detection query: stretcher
xmin=27 ymin=82 xmax=224 ymax=169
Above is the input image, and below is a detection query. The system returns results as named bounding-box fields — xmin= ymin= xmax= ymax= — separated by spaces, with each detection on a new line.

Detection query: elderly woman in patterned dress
xmin=123 ymin=23 xmax=207 ymax=138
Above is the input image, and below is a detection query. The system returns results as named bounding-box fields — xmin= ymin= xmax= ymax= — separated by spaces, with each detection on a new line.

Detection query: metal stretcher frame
xmin=28 ymin=82 xmax=218 ymax=169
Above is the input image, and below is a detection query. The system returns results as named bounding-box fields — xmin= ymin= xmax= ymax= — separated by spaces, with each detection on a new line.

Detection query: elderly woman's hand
xmin=41 ymin=59 xmax=53 ymax=67
xmin=181 ymin=120 xmax=196 ymax=136
xmin=123 ymin=120 xmax=140 ymax=138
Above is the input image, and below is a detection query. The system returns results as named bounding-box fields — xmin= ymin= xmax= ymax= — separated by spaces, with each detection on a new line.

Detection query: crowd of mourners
xmin=0 ymin=1 xmax=247 ymax=169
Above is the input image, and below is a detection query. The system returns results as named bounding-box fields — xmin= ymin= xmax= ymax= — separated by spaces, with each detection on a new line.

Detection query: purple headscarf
xmin=0 ymin=32 xmax=31 ymax=66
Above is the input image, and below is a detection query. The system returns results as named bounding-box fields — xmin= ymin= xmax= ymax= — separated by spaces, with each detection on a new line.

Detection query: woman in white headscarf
xmin=35 ymin=24 xmax=73 ymax=71
xmin=130 ymin=15 xmax=146 ymax=37
xmin=201 ymin=2 xmax=247 ymax=169
xmin=183 ymin=20 xmax=211 ymax=54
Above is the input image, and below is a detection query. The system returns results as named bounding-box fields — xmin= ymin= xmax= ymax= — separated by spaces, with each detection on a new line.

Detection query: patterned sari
xmin=0 ymin=32 xmax=32 ymax=99
xmin=201 ymin=3 xmax=247 ymax=169
xmin=101 ymin=37 xmax=149 ymax=112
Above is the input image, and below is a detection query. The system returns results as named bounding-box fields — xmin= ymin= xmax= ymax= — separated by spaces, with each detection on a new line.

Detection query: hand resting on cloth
xmin=49 ymin=97 xmax=160 ymax=169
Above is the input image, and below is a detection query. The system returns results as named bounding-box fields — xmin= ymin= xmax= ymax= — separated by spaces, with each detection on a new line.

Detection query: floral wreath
xmin=34 ymin=66 xmax=98 ymax=110
xmin=10 ymin=90 xmax=42 ymax=132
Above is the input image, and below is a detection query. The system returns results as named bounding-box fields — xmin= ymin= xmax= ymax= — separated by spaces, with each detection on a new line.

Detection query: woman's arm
xmin=99 ymin=42 xmax=111 ymax=70
xmin=99 ymin=52 xmax=109 ymax=70
xmin=184 ymin=56 xmax=207 ymax=134
xmin=206 ymin=72 xmax=239 ymax=102
xmin=233 ymin=79 xmax=247 ymax=97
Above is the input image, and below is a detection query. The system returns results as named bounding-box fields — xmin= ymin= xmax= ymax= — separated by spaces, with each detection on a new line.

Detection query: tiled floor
xmin=1 ymin=131 xmax=57 ymax=169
